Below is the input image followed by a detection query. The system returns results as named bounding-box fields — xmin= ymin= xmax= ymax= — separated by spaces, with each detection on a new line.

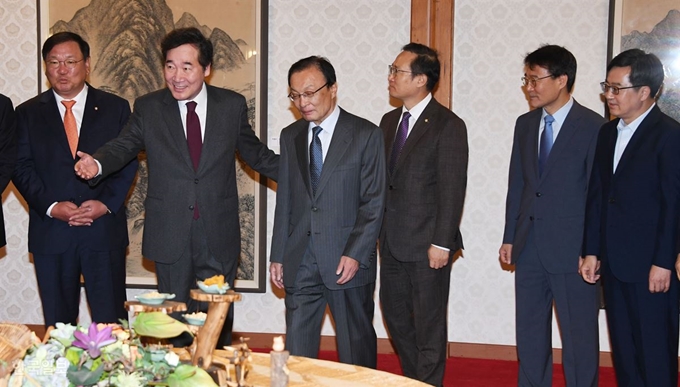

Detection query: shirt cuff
xmin=431 ymin=244 xmax=450 ymax=252
xmin=95 ymin=159 xmax=103 ymax=177
xmin=46 ymin=202 xmax=57 ymax=218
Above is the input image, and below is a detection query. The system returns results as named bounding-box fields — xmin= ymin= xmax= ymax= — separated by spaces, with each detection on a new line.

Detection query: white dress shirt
xmin=613 ymin=103 xmax=655 ymax=172
xmin=307 ymin=103 xmax=340 ymax=162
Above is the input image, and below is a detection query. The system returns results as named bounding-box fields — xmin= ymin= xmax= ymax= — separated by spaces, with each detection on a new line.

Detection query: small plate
xmin=197 ymin=280 xmax=230 ymax=294
xmin=135 ymin=293 xmax=175 ymax=305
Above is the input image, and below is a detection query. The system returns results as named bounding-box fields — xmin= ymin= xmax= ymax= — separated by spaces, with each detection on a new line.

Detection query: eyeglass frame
xmin=600 ymin=82 xmax=644 ymax=95
xmin=288 ymin=83 xmax=329 ymax=102
xmin=388 ymin=65 xmax=414 ymax=76
xmin=45 ymin=58 xmax=85 ymax=69
xmin=521 ymin=74 xmax=553 ymax=88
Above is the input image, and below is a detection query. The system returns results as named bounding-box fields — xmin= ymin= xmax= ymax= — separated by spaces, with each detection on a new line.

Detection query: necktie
xmin=61 ymin=100 xmax=78 ymax=158
xmin=538 ymin=114 xmax=554 ymax=176
xmin=310 ymin=126 xmax=323 ymax=195
xmin=186 ymin=101 xmax=202 ymax=219
xmin=389 ymin=111 xmax=411 ymax=173
xmin=186 ymin=101 xmax=202 ymax=170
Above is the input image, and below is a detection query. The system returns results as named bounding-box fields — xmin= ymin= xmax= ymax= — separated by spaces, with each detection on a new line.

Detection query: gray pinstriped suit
xmin=270 ymin=107 xmax=385 ymax=367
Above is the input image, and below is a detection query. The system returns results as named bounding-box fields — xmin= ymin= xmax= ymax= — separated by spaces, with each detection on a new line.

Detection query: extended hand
xmin=270 ymin=263 xmax=284 ymax=289
xmin=578 ymin=255 xmax=600 ymax=284
xmin=336 ymin=256 xmax=359 ymax=285
xmin=428 ymin=245 xmax=449 ymax=269
xmin=74 ymin=151 xmax=99 ymax=180
xmin=499 ymin=244 xmax=512 ymax=265
xmin=649 ymin=265 xmax=671 ymax=293
xmin=676 ymin=254 xmax=680 ymax=281
xmin=68 ymin=200 xmax=109 ymax=226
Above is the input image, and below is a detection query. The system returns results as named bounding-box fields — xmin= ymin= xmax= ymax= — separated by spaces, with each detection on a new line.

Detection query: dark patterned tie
xmin=310 ymin=126 xmax=323 ymax=195
xmin=538 ymin=114 xmax=554 ymax=176
xmin=186 ymin=101 xmax=201 ymax=219
xmin=389 ymin=111 xmax=411 ymax=173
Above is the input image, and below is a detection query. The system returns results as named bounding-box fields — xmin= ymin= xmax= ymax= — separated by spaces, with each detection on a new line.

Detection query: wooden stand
xmin=190 ymin=289 xmax=242 ymax=369
xmin=124 ymin=300 xmax=188 ymax=315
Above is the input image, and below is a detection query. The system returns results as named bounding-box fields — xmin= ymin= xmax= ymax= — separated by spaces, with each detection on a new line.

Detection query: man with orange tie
xmin=12 ymin=32 xmax=137 ymax=327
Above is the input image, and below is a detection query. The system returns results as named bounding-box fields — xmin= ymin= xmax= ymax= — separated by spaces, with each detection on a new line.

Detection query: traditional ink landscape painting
xmin=609 ymin=0 xmax=680 ymax=122
xmin=40 ymin=0 xmax=269 ymax=291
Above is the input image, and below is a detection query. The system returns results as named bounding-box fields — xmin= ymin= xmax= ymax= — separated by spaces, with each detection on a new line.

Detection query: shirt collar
xmin=542 ymin=96 xmax=573 ymax=126
xmin=617 ymin=103 xmax=655 ymax=132
xmin=53 ymin=84 xmax=89 ymax=105
xmin=308 ymin=103 xmax=340 ymax=135
xmin=401 ymin=93 xmax=432 ymax=122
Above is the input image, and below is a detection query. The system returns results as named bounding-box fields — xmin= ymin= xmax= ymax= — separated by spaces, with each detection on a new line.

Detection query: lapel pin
xmin=94 ymin=106 xmax=99 ymax=110
xmin=424 ymin=118 xmax=429 ymax=123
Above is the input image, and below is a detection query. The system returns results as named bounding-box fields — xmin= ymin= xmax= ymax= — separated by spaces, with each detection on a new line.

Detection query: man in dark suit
xmin=581 ymin=49 xmax=680 ymax=387
xmin=499 ymin=45 xmax=604 ymax=387
xmin=269 ymin=56 xmax=385 ymax=368
xmin=13 ymin=32 xmax=137 ymax=326
xmin=75 ymin=28 xmax=278 ymax=346
xmin=379 ymin=43 xmax=468 ymax=386
xmin=0 ymin=94 xmax=16 ymax=249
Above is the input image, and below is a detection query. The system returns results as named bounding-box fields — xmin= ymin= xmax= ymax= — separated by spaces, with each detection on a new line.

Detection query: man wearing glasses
xmin=269 ymin=56 xmax=385 ymax=367
xmin=581 ymin=48 xmax=680 ymax=387
xmin=13 ymin=32 xmax=138 ymax=327
xmin=499 ymin=44 xmax=604 ymax=387
xmin=379 ymin=43 xmax=468 ymax=386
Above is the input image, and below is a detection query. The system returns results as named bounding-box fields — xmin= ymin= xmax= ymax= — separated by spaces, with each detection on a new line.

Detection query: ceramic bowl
xmin=135 ymin=292 xmax=175 ymax=305
xmin=197 ymin=280 xmax=230 ymax=294
xmin=183 ymin=312 xmax=207 ymax=326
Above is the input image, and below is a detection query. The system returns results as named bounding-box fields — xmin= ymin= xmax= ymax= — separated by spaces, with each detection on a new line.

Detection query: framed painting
xmin=38 ymin=0 xmax=270 ymax=292
xmin=607 ymin=0 xmax=680 ymax=122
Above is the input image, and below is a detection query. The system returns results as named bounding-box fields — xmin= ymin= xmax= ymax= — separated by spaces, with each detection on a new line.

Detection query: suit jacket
xmin=379 ymin=98 xmax=468 ymax=261
xmin=12 ymin=86 xmax=137 ymax=254
xmin=93 ymin=85 xmax=278 ymax=265
xmin=503 ymin=101 xmax=604 ymax=273
xmin=0 ymin=94 xmax=16 ymax=248
xmin=270 ymin=108 xmax=385 ymax=290
xmin=583 ymin=105 xmax=680 ymax=283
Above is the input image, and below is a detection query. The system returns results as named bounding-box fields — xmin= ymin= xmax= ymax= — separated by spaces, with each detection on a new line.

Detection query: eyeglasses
xmin=521 ymin=74 xmax=553 ymax=87
xmin=388 ymin=65 xmax=413 ymax=76
xmin=600 ymin=82 xmax=643 ymax=95
xmin=288 ymin=83 xmax=328 ymax=102
xmin=46 ymin=59 xmax=84 ymax=69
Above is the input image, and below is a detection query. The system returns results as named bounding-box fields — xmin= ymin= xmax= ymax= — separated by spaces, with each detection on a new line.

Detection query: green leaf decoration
xmin=67 ymin=363 xmax=105 ymax=386
xmin=133 ymin=312 xmax=191 ymax=339
xmin=167 ymin=365 xmax=218 ymax=387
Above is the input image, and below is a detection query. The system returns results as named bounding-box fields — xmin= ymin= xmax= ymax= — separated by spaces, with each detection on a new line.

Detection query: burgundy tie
xmin=186 ymin=101 xmax=201 ymax=219
xmin=389 ymin=111 xmax=411 ymax=173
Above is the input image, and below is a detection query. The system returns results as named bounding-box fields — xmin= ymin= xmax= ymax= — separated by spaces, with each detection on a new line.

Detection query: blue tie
xmin=539 ymin=114 xmax=554 ymax=176
xmin=310 ymin=126 xmax=323 ymax=195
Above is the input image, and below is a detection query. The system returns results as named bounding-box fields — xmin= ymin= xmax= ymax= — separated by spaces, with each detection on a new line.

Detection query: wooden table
xmin=241 ymin=352 xmax=430 ymax=387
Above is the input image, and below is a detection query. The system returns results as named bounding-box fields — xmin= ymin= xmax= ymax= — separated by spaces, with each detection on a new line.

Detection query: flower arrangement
xmin=8 ymin=312 xmax=218 ymax=387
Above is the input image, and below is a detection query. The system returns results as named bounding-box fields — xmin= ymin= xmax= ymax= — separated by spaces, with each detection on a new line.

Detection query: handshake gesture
xmin=74 ymin=151 xmax=100 ymax=180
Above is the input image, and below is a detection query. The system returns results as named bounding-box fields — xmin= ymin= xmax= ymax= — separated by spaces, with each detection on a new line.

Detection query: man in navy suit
xmin=13 ymin=32 xmax=137 ymax=327
xmin=0 ymin=94 xmax=16 ymax=249
xmin=500 ymin=45 xmax=604 ymax=387
xmin=581 ymin=49 xmax=680 ymax=387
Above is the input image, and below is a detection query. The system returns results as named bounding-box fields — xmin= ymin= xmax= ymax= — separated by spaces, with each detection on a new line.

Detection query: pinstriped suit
xmin=270 ymin=107 xmax=385 ymax=367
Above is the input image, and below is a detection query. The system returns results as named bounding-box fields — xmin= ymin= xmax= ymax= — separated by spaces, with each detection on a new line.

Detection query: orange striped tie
xmin=61 ymin=100 xmax=78 ymax=158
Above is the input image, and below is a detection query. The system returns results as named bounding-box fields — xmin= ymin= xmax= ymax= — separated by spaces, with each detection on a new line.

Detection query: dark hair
xmin=287 ymin=56 xmax=337 ymax=87
xmin=524 ymin=45 xmax=577 ymax=93
xmin=607 ymin=48 xmax=664 ymax=98
xmin=401 ymin=43 xmax=440 ymax=91
xmin=42 ymin=32 xmax=90 ymax=60
xmin=161 ymin=27 xmax=213 ymax=69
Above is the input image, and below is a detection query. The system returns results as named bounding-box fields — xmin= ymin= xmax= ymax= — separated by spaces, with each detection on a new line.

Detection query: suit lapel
xmin=161 ymin=90 xmax=194 ymax=171
xmin=541 ymin=103 xmax=582 ymax=178
xmin=614 ymin=105 xmax=661 ymax=176
xmin=294 ymin=121 xmax=313 ymax=197
xmin=40 ymin=90 xmax=73 ymax=157
xmin=315 ymin=109 xmax=353 ymax=196
xmin=78 ymin=86 xmax=99 ymax=154
xmin=200 ymin=86 xmax=221 ymax=173
xmin=392 ymin=99 xmax=438 ymax=174
xmin=525 ymin=110 xmax=541 ymax=180
xmin=384 ymin=108 xmax=400 ymax=167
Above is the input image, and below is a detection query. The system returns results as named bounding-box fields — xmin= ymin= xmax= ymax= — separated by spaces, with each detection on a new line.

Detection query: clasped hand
xmin=52 ymin=200 xmax=108 ymax=226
